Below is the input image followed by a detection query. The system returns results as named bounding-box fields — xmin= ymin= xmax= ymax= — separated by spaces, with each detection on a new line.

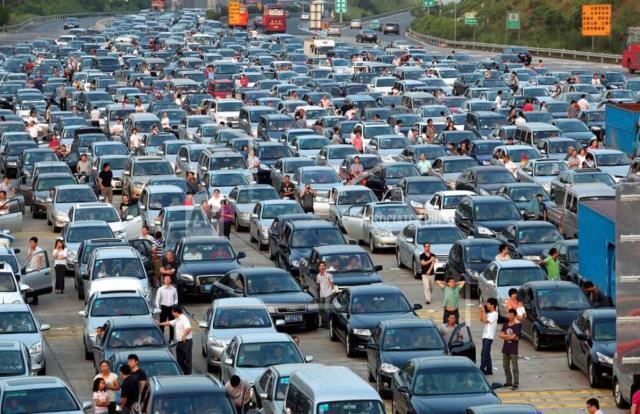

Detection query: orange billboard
xmin=228 ymin=0 xmax=249 ymax=27
xmin=581 ymin=4 xmax=611 ymax=36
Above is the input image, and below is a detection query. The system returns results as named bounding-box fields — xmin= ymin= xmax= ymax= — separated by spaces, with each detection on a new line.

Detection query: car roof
xmin=236 ymin=332 xmax=294 ymax=343
xmin=66 ymin=220 xmax=110 ymax=228
xmin=523 ymin=280 xmax=580 ymax=291
xmin=214 ymin=297 xmax=267 ymax=308
xmin=347 ymin=284 xmax=402 ymax=295
xmin=289 ymin=365 xmax=380 ymax=402
xmin=93 ymin=246 xmax=138 ymax=259
xmin=467 ymin=195 xmax=514 ymax=204
xmin=0 ymin=376 xmax=68 ymax=391
xmin=289 ymin=220 xmax=338 ymax=229
xmin=412 ymin=355 xmax=476 ymax=369
xmin=150 ymin=375 xmax=224 ymax=394
xmin=313 ymin=245 xmax=369 ymax=255
xmin=112 ymin=349 xmax=175 ymax=362
xmin=144 ymin=185 xmax=184 ymax=194
xmin=494 ymin=259 xmax=542 ymax=269
xmin=108 ymin=316 xmax=158 ymax=329
xmin=379 ymin=319 xmax=436 ymax=329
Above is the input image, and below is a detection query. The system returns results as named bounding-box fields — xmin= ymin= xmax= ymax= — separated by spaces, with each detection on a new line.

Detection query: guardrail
xmin=406 ymin=28 xmax=621 ymax=64
xmin=0 ymin=12 xmax=117 ymax=34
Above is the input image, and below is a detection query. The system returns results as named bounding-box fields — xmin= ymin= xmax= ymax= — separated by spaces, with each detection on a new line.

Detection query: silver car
xmin=254 ymin=363 xmax=309 ymax=414
xmin=314 ymin=144 xmax=360 ymax=172
xmin=175 ymin=143 xmax=214 ymax=178
xmin=249 ymin=200 xmax=304 ymax=250
xmin=0 ymin=304 xmax=50 ymax=374
xmin=290 ymin=135 xmax=330 ymax=158
xmin=395 ymin=222 xmax=464 ymax=278
xmin=138 ymin=185 xmax=186 ymax=229
xmin=429 ymin=156 xmax=481 ymax=189
xmin=0 ymin=376 xmax=91 ymax=413
xmin=122 ymin=156 xmax=175 ymax=200
xmin=203 ymin=170 xmax=249 ymax=197
xmin=270 ymin=157 xmax=315 ymax=192
xmin=517 ymin=159 xmax=568 ymax=194
xmin=61 ymin=221 xmax=115 ymax=272
xmin=294 ymin=166 xmax=343 ymax=216
xmin=364 ymin=135 xmax=409 ymax=162
xmin=227 ymin=185 xmax=280 ymax=230
xmin=198 ymin=297 xmax=278 ymax=372
xmin=341 ymin=201 xmax=419 ymax=252
xmin=46 ymin=184 xmax=98 ymax=232
xmin=327 ymin=185 xmax=377 ymax=225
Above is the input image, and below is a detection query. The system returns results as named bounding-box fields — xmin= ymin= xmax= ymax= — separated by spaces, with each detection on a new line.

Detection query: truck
xmin=545 ymin=183 xmax=615 ymax=239
xmin=605 ymin=103 xmax=640 ymax=157
xmin=303 ymin=38 xmax=335 ymax=57
xmin=622 ymin=27 xmax=640 ymax=74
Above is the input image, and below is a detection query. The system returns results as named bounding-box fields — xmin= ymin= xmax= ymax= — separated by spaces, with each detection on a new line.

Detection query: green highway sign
xmin=335 ymin=0 xmax=346 ymax=13
xmin=423 ymin=0 xmax=436 ymax=8
xmin=506 ymin=12 xmax=520 ymax=30
xmin=464 ymin=12 xmax=477 ymax=26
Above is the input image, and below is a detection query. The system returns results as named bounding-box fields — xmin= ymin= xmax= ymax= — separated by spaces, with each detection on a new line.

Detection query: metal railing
xmin=406 ymin=28 xmax=621 ymax=64
xmin=0 ymin=12 xmax=118 ymax=34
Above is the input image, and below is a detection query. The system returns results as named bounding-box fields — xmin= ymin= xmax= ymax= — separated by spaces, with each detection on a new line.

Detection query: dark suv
xmin=383 ymin=22 xmax=400 ymax=35
xmin=454 ymin=195 xmax=522 ymax=238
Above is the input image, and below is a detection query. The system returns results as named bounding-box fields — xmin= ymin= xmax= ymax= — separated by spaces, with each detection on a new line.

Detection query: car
xmin=391 ymin=356 xmax=502 ymax=414
xmin=325 ymin=185 xmax=377 ymax=226
xmin=78 ymin=289 xmax=154 ymax=360
xmin=553 ymin=118 xmax=596 ymax=147
xmin=429 ymin=156 xmax=481 ymax=189
xmin=369 ymin=19 xmax=382 ymax=31
xmin=253 ymin=363 xmax=308 ymax=414
xmin=381 ymin=176 xmax=447 ymax=217
xmin=548 ymin=168 xmax=615 ymax=204
xmin=0 ymin=376 xmax=91 ymax=413
xmin=383 ymin=22 xmax=400 ymax=35
xmin=0 ymin=340 xmax=33 ymax=377
xmin=199 ymin=297 xmax=277 ymax=372
xmin=465 ymin=404 xmax=543 ymax=414
xmin=63 ymin=17 xmax=80 ymax=29
xmin=329 ymin=284 xmax=421 ymax=357
xmin=445 ymin=238 xmax=504 ymax=298
xmin=315 ymin=144 xmax=360 ymax=172
xmin=455 ymin=165 xmax=516 ymax=195
xmin=497 ymin=221 xmax=564 ymax=261
xmin=157 ymin=205 xmax=210 ymax=238
xmin=424 ymin=190 xmax=476 ymax=222
xmin=327 ymin=25 xmax=342 ymax=37
xmin=267 ymin=213 xmax=320 ymax=261
xmin=495 ymin=182 xmax=550 ymax=214
xmin=83 ymin=246 xmax=149 ymax=303
xmin=566 ymin=308 xmax=615 ymax=387
xmin=0 ymin=263 xmax=29 ymax=304
xmin=203 ymin=170 xmax=250 ymax=197
xmin=249 ymin=200 xmax=304 ymax=250
xmin=0 ymin=304 xmax=50 ymax=374
xmin=351 ymin=162 xmax=420 ymax=200
xmin=228 ymin=185 xmax=280 ymax=231
xmin=589 ymin=149 xmax=632 ymax=182
xmin=516 ymin=159 xmax=568 ymax=194
xmin=45 ymin=184 xmax=98 ymax=232
xmin=350 ymin=20 xmax=363 ymax=29
xmin=356 ymin=30 xmax=378 ymax=43
xmin=542 ymin=239 xmax=580 ymax=285
xmin=338 ymin=153 xmax=382 ymax=182
xmin=213 ymin=267 xmax=318 ymax=329
xmin=519 ymin=280 xmax=592 ymax=350
xmin=61 ymin=221 xmax=115 ymax=273
xmin=17 ymin=148 xmax=58 ymax=178
xmin=220 ymin=332 xmax=310 ymax=383
xmin=174 ymin=236 xmax=245 ymax=299
xmin=0 ymin=140 xmax=38 ymax=178
xmin=122 ymin=156 xmax=175 ymax=200
xmin=270 ymin=157 xmax=315 ymax=191
xmin=367 ymin=319 xmax=475 ymax=396
xmin=396 ymin=222 xmax=464 ymax=279
xmin=91 ymin=154 xmax=129 ymax=195
xmin=138 ymin=184 xmax=185 ymax=230
xmin=68 ymin=202 xmax=127 ymax=240
xmin=454 ymin=195 xmax=522 ymax=238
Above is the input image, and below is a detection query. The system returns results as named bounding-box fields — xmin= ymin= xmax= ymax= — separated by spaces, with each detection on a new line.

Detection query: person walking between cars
xmin=300 ymin=185 xmax=315 ymax=213
xmin=159 ymin=305 xmax=193 ymax=374
xmin=95 ymin=360 xmax=120 ymax=414
xmin=220 ymin=200 xmax=234 ymax=239
xmin=118 ymin=365 xmax=137 ymax=414
xmin=419 ymin=243 xmax=436 ymax=305
xmin=500 ymin=308 xmax=521 ymax=390
xmin=98 ymin=163 xmax=114 ymax=204
xmin=351 ymin=127 xmax=363 ymax=152
xmin=436 ymin=277 xmax=465 ymax=324
xmin=538 ymin=248 xmax=560 ymax=281
xmin=280 ymin=175 xmax=295 ymax=200
xmin=479 ymin=297 xmax=498 ymax=376
xmin=53 ymin=240 xmax=67 ymax=294
xmin=93 ymin=378 xmax=109 ymax=414
xmin=156 ymin=275 xmax=178 ymax=341
xmin=225 ymin=375 xmax=252 ymax=414
xmin=317 ymin=261 xmax=334 ymax=329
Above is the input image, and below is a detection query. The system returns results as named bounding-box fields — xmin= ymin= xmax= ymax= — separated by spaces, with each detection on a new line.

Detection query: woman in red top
xmin=351 ymin=127 xmax=363 ymax=153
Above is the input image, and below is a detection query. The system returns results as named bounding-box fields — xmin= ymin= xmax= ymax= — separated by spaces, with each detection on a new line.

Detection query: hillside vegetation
xmin=411 ymin=0 xmax=639 ymax=53
xmin=1 ymin=0 xmax=149 ymax=25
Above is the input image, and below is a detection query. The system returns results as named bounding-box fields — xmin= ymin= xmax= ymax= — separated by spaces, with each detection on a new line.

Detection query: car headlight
xmin=29 ymin=341 xmax=43 ymax=355
xmin=409 ymin=200 xmax=423 ymax=209
xmin=540 ymin=316 xmax=557 ymax=329
xmin=132 ymin=181 xmax=145 ymax=188
xmin=477 ymin=226 xmax=495 ymax=237
xmin=208 ymin=337 xmax=225 ymax=347
xmin=67 ymin=250 xmax=76 ymax=261
xmin=54 ymin=209 xmax=68 ymax=218
xmin=291 ymin=260 xmax=299 ymax=268
xmin=179 ymin=273 xmax=194 ymax=282
xmin=596 ymin=352 xmax=613 ymax=365
xmin=466 ymin=269 xmax=479 ymax=280
xmin=114 ymin=230 xmax=126 ymax=239
xmin=142 ymin=287 xmax=149 ymax=297
xmin=374 ymin=228 xmax=393 ymax=237
xmin=542 ymin=182 xmax=551 ymax=192
xmin=353 ymin=328 xmax=371 ymax=338
xmin=307 ymin=303 xmax=319 ymax=311
xmin=267 ymin=305 xmax=277 ymax=313
xmin=89 ymin=328 xmax=97 ymax=341
xmin=380 ymin=363 xmax=399 ymax=374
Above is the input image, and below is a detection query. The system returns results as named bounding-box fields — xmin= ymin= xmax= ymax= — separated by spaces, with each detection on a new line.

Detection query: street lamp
xmin=453 ymin=1 xmax=457 ymax=41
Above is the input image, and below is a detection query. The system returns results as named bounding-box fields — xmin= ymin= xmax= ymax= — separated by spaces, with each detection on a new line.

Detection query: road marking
xmin=497 ymin=388 xmax=615 ymax=409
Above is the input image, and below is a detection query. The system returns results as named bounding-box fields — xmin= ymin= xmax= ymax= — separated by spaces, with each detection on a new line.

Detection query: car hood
xmin=133 ymin=174 xmax=176 ymax=185
xmin=4 ymin=332 xmax=41 ymax=348
xmin=381 ymin=349 xmax=446 ymax=369
xmin=411 ymin=393 xmax=501 ymax=414
xmin=349 ymin=312 xmax=418 ymax=330
xmin=212 ymin=326 xmax=275 ymax=342
xmin=538 ymin=309 xmax=586 ymax=330
xmin=598 ymin=165 xmax=628 ymax=178
xmin=477 ymin=182 xmax=507 ymax=194
xmin=250 ymin=292 xmax=315 ymax=305
xmin=331 ymin=271 xmax=383 ymax=287
xmin=235 ymin=203 xmax=258 ymax=214
xmin=593 ymin=340 xmax=616 ymax=357
xmin=234 ymin=367 xmax=268 ymax=384
xmin=561 ymin=131 xmax=594 ymax=143
xmin=298 ymin=149 xmax=321 ymax=158
xmin=179 ymin=261 xmax=240 ymax=276
xmin=0 ymin=292 xmax=24 ymax=304
xmin=373 ymin=220 xmax=418 ymax=232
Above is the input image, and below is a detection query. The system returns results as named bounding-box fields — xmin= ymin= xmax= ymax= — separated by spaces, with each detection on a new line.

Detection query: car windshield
xmin=507 ymin=149 xmax=540 ymax=162
xmin=218 ymin=101 xmax=243 ymax=112
xmin=164 ymin=143 xmax=182 ymax=155
xmin=474 ymin=202 xmax=521 ymax=221
xmin=509 ymin=187 xmax=546 ymax=202
xmin=133 ymin=161 xmax=173 ymax=175
xmin=0 ymin=272 xmax=16 ymax=292
xmin=299 ymin=137 xmax=329 ymax=150
xmin=102 ymin=158 xmax=127 ymax=170
xmin=322 ymin=253 xmax=374 ymax=273
xmin=90 ymin=297 xmax=149 ymax=317
xmin=338 ymin=190 xmax=376 ymax=205
xmin=7 ymin=143 xmax=36 ymax=155
xmin=0 ymin=312 xmax=36 ymax=334
xmin=258 ymin=146 xmax=293 ymax=160
xmin=268 ymin=119 xmax=296 ymax=131
xmin=376 ymin=78 xmax=396 ymax=87
xmin=1 ymin=387 xmax=79 ymax=413
xmin=56 ymin=188 xmax=97 ymax=203
xmin=517 ymin=227 xmax=562 ymax=244
xmin=0 ymin=350 xmax=25 ymax=376
xmin=478 ymin=116 xmax=506 ymax=129
xmin=283 ymin=159 xmax=314 ymax=174
xmin=373 ymin=205 xmax=416 ymax=221
xmin=150 ymin=193 xmax=185 ymax=209
xmin=209 ymin=173 xmax=248 ymax=187
xmin=558 ymin=120 xmax=589 ymax=133
xmin=351 ymin=293 xmax=411 ymax=314
xmin=363 ymin=125 xmax=394 ymax=139
xmin=476 ymin=170 xmax=516 ymax=184
xmin=182 ymin=242 xmax=234 ymax=261
xmin=413 ymin=367 xmax=490 ymax=395
xmin=247 ymin=274 xmax=301 ymax=294
xmin=384 ymin=164 xmax=419 ymax=179
xmin=67 ymin=226 xmax=113 ymax=242
xmin=36 ymin=176 xmax=75 ymax=191
xmin=328 ymin=147 xmax=359 ymax=160
xmin=316 ymin=401 xmax=385 ymax=414
xmin=153 ymin=395 xmax=235 ymax=414
xmin=75 ymin=207 xmax=119 ymax=223
xmin=443 ymin=159 xmax=478 ymax=173
xmin=167 ymin=225 xmax=216 ymax=244
xmin=24 ymin=152 xmax=57 ymax=165
xmin=236 ymin=341 xmax=302 ymax=367
xmin=237 ymin=188 xmax=278 ymax=203
xmin=213 ymin=308 xmax=272 ymax=328
xmin=382 ymin=326 xmax=445 ymax=351
xmin=93 ymin=258 xmax=145 ymax=279
xmin=416 ymin=227 xmax=463 ymax=245
xmin=497 ymin=268 xmax=547 ymax=286
xmin=407 ymin=180 xmax=446 ymax=195
xmin=291 ymin=228 xmax=343 ymax=248
xmin=595 ymin=153 xmax=630 ymax=166
xmin=573 ymin=173 xmax=615 ymax=186
xmin=593 ymin=319 xmax=616 ymax=341
xmin=379 ymin=137 xmax=408 ymax=149
xmin=301 ymin=170 xmax=340 ymax=184
xmin=442 ymin=195 xmax=466 ymax=209
xmin=107 ymin=328 xmax=165 ymax=348
xmin=536 ymin=288 xmax=591 ymax=310
xmin=262 ymin=204 xmax=302 ymax=219
xmin=211 ymin=156 xmax=248 ymax=170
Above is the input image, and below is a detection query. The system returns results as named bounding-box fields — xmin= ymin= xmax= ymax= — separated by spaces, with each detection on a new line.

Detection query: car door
xmin=399 ymin=224 xmax=416 ymax=266
xmin=0 ymin=199 xmax=23 ymax=233
xmin=366 ymin=325 xmax=381 ymax=379
xmin=331 ymin=290 xmax=349 ymax=340
xmin=341 ymin=205 xmax=366 ymax=241
xmin=21 ymin=250 xmax=52 ymax=296
xmin=520 ymin=288 xmax=535 ymax=338
xmin=425 ymin=194 xmax=441 ymax=221
xmin=576 ymin=313 xmax=592 ymax=371
xmin=122 ymin=203 xmax=143 ymax=240
xmin=392 ymin=362 xmax=415 ymax=414
xmin=212 ymin=273 xmax=237 ymax=298
xmin=502 ymin=225 xmax=518 ymax=256
xmin=518 ymin=161 xmax=534 ymax=182
xmin=250 ymin=203 xmax=261 ymax=241
xmin=220 ymin=338 xmax=238 ymax=382
xmin=129 ymin=239 xmax=153 ymax=273
xmin=447 ymin=322 xmax=476 ymax=362
xmin=479 ymin=263 xmax=497 ymax=302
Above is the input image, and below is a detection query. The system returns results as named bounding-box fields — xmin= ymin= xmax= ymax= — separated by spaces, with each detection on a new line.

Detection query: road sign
xmin=581 ymin=4 xmax=611 ymax=37
xmin=464 ymin=12 xmax=477 ymax=26
xmin=335 ymin=0 xmax=346 ymax=14
xmin=506 ymin=12 xmax=520 ymax=30
xmin=423 ymin=0 xmax=436 ymax=8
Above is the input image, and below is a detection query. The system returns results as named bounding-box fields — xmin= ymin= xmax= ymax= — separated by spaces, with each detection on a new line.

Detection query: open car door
xmin=0 ymin=199 xmax=23 ymax=234
xmin=22 ymin=250 xmax=53 ymax=300
xmin=448 ymin=322 xmax=476 ymax=363
xmin=122 ymin=203 xmax=143 ymax=240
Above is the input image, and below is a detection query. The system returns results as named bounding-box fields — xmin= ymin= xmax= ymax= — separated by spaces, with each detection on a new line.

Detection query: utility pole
xmin=453 ymin=1 xmax=457 ymax=41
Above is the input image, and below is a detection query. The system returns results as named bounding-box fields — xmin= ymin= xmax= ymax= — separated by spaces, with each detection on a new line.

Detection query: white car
xmin=368 ymin=76 xmax=396 ymax=94
xmin=294 ymin=105 xmax=328 ymax=127
xmin=300 ymin=12 xmax=310 ymax=20
xmin=68 ymin=202 xmax=127 ymax=239
xmin=211 ymin=98 xmax=243 ymax=126
xmin=0 ymin=263 xmax=28 ymax=304
xmin=350 ymin=20 xmax=362 ymax=29
xmin=424 ymin=190 xmax=475 ymax=222
xmin=87 ymin=277 xmax=147 ymax=305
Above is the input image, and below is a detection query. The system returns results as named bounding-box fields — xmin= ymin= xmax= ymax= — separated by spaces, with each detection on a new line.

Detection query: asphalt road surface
xmin=0 ymin=16 xmax=105 ymax=45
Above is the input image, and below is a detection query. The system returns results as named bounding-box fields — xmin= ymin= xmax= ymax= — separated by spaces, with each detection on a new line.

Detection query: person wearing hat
xmin=506 ymin=136 xmax=514 ymax=146
xmin=535 ymin=193 xmax=547 ymax=221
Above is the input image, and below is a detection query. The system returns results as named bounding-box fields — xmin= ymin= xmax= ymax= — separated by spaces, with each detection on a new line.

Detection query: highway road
xmin=0 ymin=16 xmax=105 ymax=45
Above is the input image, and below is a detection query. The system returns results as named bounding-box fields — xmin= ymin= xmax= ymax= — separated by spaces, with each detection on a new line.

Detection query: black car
xmin=254 ymin=141 xmax=294 ymax=184
xmin=174 ymin=236 xmax=246 ymax=299
xmin=212 ymin=267 xmax=318 ymax=330
xmin=276 ymin=220 xmax=348 ymax=275
xmin=329 ymin=284 xmax=421 ymax=357
xmin=392 ymin=356 xmax=502 ymax=414
xmin=382 ymin=176 xmax=447 ymax=217
xmin=543 ymin=239 xmax=581 ymax=285
xmin=497 ymin=221 xmax=564 ymax=262
xmin=108 ymin=349 xmax=182 ymax=377
xmin=299 ymin=245 xmax=383 ymax=300
xmin=455 ymin=166 xmax=516 ymax=195
xmin=383 ymin=23 xmax=400 ymax=35
xmin=17 ymin=148 xmax=58 ymax=178
xmin=465 ymin=405 xmax=542 ymax=414
xmin=495 ymin=182 xmax=550 ymax=214
xmin=356 ymin=30 xmax=378 ymax=43
xmin=566 ymin=308 xmax=615 ymax=387
xmin=519 ymin=281 xmax=592 ymax=350
xmin=135 ymin=375 xmax=235 ymax=414
xmin=454 ymin=195 xmax=522 ymax=238
xmin=0 ymin=140 xmax=38 ymax=178
xmin=445 ymin=238 xmax=504 ymax=298
xmin=366 ymin=319 xmax=475 ymax=396
xmin=267 ymin=213 xmax=320 ymax=261
xmin=352 ymin=162 xmax=420 ymax=200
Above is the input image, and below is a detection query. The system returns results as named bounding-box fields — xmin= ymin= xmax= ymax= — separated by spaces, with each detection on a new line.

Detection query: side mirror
xmin=223 ymin=358 xmax=233 ymax=365
xmin=237 ymin=251 xmax=246 ymax=259
xmin=366 ymin=339 xmax=377 ymax=349
xmin=397 ymin=385 xmax=410 ymax=394
xmin=77 ymin=310 xmax=87 ymax=317
xmin=40 ymin=324 xmax=50 ymax=331
xmin=304 ymin=355 xmax=314 ymax=362
xmin=259 ymin=392 xmax=269 ymax=400
xmin=139 ymin=205 xmax=146 ymax=210
xmin=198 ymin=321 xmax=208 ymax=329
xmin=82 ymin=401 xmax=93 ymax=411
xmin=46 ymin=197 xmax=53 ymax=203
xmin=413 ymin=303 xmax=423 ymax=311
xmin=93 ymin=344 xmax=103 ymax=351
xmin=19 ymin=284 xmax=30 ymax=292
xmin=180 ymin=156 xmax=188 ymax=162
xmin=374 ymin=264 xmax=383 ymax=271
xmin=125 ymin=214 xmax=134 ymax=221
xmin=123 ymin=171 xmax=130 ymax=176
xmin=491 ymin=382 xmax=503 ymax=390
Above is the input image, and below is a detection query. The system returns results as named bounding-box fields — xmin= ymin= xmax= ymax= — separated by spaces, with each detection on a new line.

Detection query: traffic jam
xmin=0 ymin=5 xmax=637 ymax=414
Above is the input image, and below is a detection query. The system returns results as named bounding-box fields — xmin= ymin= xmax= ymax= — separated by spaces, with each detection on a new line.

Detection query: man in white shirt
xmin=183 ymin=246 xmax=203 ymax=261
xmin=494 ymin=90 xmax=503 ymax=110
xmin=479 ymin=298 xmax=498 ymax=376
xmin=129 ymin=128 xmax=141 ymax=152
xmin=111 ymin=118 xmax=124 ymax=136
xmin=514 ymin=112 xmax=527 ymax=126
xmin=502 ymin=155 xmax=518 ymax=177
xmin=139 ymin=225 xmax=155 ymax=242
xmin=585 ymin=398 xmax=604 ymax=414
xmin=159 ymin=305 xmax=192 ymax=374
xmin=316 ymin=261 xmax=334 ymax=328
xmin=155 ymin=276 xmax=178 ymax=341
xmin=90 ymin=106 xmax=100 ymax=127
xmin=577 ymin=94 xmax=590 ymax=111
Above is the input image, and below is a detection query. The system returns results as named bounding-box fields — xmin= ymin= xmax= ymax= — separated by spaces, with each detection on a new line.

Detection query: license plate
xmin=201 ymin=284 xmax=212 ymax=292
xmin=284 ymin=314 xmax=303 ymax=323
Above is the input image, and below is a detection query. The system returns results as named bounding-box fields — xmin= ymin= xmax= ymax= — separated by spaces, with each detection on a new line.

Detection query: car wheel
xmin=588 ymin=360 xmax=600 ymax=388
xmin=32 ymin=207 xmax=38 ymax=218
xmin=346 ymin=334 xmax=356 ymax=357
xmin=329 ymin=318 xmax=338 ymax=342
xmin=368 ymin=368 xmax=375 ymax=382
xmin=614 ymin=378 xmax=630 ymax=408
xmin=369 ymin=234 xmax=377 ymax=253
xmin=532 ymin=328 xmax=542 ymax=351
xmin=376 ymin=373 xmax=389 ymax=398
xmin=39 ymin=364 xmax=46 ymax=376
xmin=395 ymin=248 xmax=404 ymax=268
xmin=83 ymin=340 xmax=92 ymax=360
xmin=412 ymin=260 xmax=420 ymax=279
xmin=249 ymin=229 xmax=256 ymax=243
xmin=201 ymin=345 xmax=207 ymax=357
xmin=53 ymin=223 xmax=61 ymax=232
xmin=78 ymin=286 xmax=84 ymax=300
xmin=234 ymin=215 xmax=241 ymax=231
xmin=567 ymin=345 xmax=577 ymax=370
xmin=268 ymin=244 xmax=275 ymax=260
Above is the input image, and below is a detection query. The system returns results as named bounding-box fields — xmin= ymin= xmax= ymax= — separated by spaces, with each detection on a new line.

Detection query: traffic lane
xmin=0 ymin=16 xmax=104 ymax=45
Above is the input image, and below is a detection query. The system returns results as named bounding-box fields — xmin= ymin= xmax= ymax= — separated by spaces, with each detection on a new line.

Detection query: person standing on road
xmin=299 ymin=185 xmax=315 ymax=213
xmin=586 ymin=397 xmax=604 ymax=414
xmin=118 ymin=365 xmax=137 ymax=414
xmin=479 ymin=298 xmax=498 ymax=376
xmin=317 ymin=261 xmax=334 ymax=329
xmin=76 ymin=153 xmax=92 ymax=179
xmin=155 ymin=275 xmax=178 ymax=342
xmin=504 ymin=289 xmax=526 ymax=323
xmin=98 ymin=163 xmax=114 ymax=204
xmin=439 ymin=313 xmax=459 ymax=343
xmin=95 ymin=360 xmax=120 ymax=414
xmin=539 ymin=248 xmax=560 ymax=281
xmin=630 ymin=389 xmax=640 ymax=414
xmin=160 ymin=251 xmax=177 ymax=284
xmin=225 ymin=375 xmax=252 ymax=414
xmin=419 ymin=243 xmax=436 ymax=305
xmin=159 ymin=305 xmax=193 ymax=374
xmin=500 ymin=308 xmax=521 ymax=390
xmin=582 ymin=281 xmax=611 ymax=308
xmin=92 ymin=378 xmax=109 ymax=414
xmin=280 ymin=175 xmax=295 ymax=200
xmin=219 ymin=199 xmax=234 ymax=238
xmin=436 ymin=277 xmax=465 ymax=324
xmin=351 ymin=127 xmax=363 ymax=153
xmin=52 ymin=240 xmax=67 ymax=294
xmin=494 ymin=90 xmax=503 ymax=110
xmin=127 ymin=354 xmax=147 ymax=392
